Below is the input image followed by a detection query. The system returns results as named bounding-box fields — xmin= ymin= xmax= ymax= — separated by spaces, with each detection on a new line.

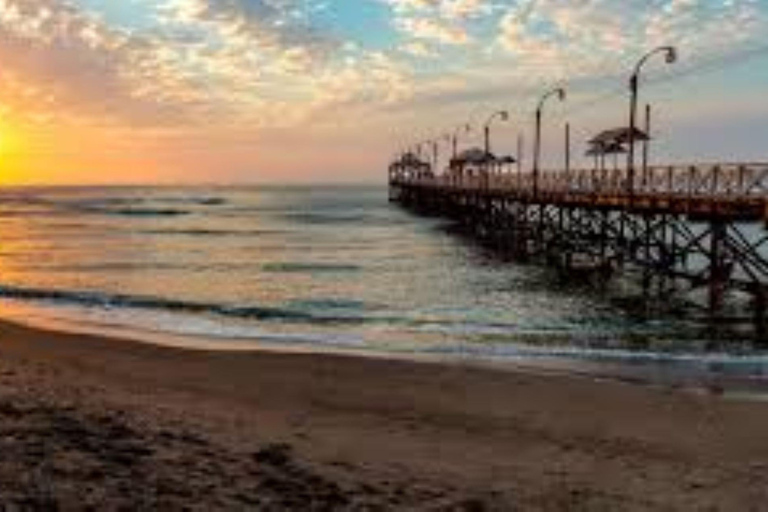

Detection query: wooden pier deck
xmin=390 ymin=162 xmax=768 ymax=337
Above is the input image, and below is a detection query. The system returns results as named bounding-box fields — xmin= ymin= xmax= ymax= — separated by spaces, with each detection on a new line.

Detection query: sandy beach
xmin=0 ymin=318 xmax=767 ymax=510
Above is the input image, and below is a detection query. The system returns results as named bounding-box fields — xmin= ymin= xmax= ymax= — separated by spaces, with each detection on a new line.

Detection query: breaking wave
xmin=0 ymin=284 xmax=367 ymax=325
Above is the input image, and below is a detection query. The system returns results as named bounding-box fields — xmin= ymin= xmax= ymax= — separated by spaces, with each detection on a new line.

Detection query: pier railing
xmin=392 ymin=162 xmax=768 ymax=219
xmin=394 ymin=163 xmax=768 ymax=197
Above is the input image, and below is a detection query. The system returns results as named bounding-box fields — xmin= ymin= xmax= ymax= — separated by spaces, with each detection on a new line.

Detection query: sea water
xmin=0 ymin=185 xmax=765 ymax=389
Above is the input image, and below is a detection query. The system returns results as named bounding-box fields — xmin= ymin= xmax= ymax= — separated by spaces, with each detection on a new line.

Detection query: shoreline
xmin=2 ymin=317 xmax=768 ymax=508
xmin=4 ymin=299 xmax=768 ymax=399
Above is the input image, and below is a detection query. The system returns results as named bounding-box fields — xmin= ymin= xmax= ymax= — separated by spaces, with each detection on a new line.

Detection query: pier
xmin=389 ymin=161 xmax=768 ymax=338
xmin=388 ymin=46 xmax=768 ymax=338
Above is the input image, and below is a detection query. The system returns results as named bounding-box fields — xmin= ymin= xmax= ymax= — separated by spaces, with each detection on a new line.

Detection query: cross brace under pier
xmin=391 ymin=182 xmax=768 ymax=340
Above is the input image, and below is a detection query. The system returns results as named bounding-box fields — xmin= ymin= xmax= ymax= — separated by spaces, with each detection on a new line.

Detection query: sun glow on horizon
xmin=0 ymin=127 xmax=9 ymax=155
xmin=0 ymin=121 xmax=27 ymax=184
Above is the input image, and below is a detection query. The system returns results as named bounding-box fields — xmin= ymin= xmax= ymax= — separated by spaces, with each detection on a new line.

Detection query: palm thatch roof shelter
xmin=589 ymin=127 xmax=649 ymax=146
xmin=389 ymin=152 xmax=432 ymax=180
xmin=585 ymin=141 xmax=627 ymax=157
xmin=448 ymin=148 xmax=516 ymax=177
xmin=450 ymin=148 xmax=496 ymax=167
xmin=586 ymin=139 xmax=628 ymax=172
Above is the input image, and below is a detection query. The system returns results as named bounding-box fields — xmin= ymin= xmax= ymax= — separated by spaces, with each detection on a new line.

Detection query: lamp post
xmin=449 ymin=123 xmax=472 ymax=159
xmin=430 ymin=139 xmax=438 ymax=174
xmin=411 ymin=141 xmax=427 ymax=179
xmin=627 ymin=46 xmax=676 ymax=196
xmin=484 ymin=110 xmax=509 ymax=156
xmin=533 ymin=87 xmax=566 ymax=197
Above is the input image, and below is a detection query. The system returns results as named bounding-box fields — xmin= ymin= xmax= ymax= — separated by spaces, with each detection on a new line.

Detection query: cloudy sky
xmin=0 ymin=0 xmax=766 ymax=184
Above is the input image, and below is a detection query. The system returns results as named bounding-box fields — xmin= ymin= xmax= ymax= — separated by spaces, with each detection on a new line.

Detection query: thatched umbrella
xmin=586 ymin=141 xmax=627 ymax=172
xmin=391 ymin=152 xmax=431 ymax=179
xmin=589 ymin=127 xmax=649 ymax=147
xmin=449 ymin=147 xmax=498 ymax=177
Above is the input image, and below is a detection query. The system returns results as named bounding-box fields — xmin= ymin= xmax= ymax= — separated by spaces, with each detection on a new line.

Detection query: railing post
xmin=642 ymin=103 xmax=651 ymax=192
xmin=667 ymin=166 xmax=673 ymax=196
xmin=688 ymin=166 xmax=695 ymax=199
xmin=738 ymin=165 xmax=747 ymax=197
xmin=565 ymin=123 xmax=571 ymax=193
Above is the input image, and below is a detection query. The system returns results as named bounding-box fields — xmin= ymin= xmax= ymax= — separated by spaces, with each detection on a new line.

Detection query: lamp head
xmin=665 ymin=46 xmax=677 ymax=64
xmin=500 ymin=110 xmax=510 ymax=121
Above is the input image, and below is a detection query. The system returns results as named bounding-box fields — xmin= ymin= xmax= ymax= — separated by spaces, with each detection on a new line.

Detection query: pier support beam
xmin=708 ymin=221 xmax=728 ymax=318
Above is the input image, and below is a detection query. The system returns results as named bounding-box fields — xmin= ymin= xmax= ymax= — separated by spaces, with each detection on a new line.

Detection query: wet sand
xmin=1 ymin=318 xmax=767 ymax=510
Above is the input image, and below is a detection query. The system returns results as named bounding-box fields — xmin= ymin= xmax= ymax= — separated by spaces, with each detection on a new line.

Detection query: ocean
xmin=0 ymin=185 xmax=766 ymax=387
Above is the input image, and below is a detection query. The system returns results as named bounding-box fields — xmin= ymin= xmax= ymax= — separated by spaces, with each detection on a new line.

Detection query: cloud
xmin=0 ymin=0 xmax=766 ymax=139
xmin=0 ymin=0 xmax=417 ymax=131
xmin=401 ymin=40 xmax=437 ymax=57
xmin=498 ymin=0 xmax=764 ymax=63
xmin=0 ymin=0 xmax=213 ymax=127
xmin=384 ymin=0 xmax=489 ymax=19
xmin=492 ymin=0 xmax=767 ymax=89
xmin=441 ymin=0 xmax=491 ymax=20
xmin=396 ymin=16 xmax=470 ymax=44
xmin=158 ymin=0 xmax=340 ymax=72
xmin=383 ymin=0 xmax=497 ymax=46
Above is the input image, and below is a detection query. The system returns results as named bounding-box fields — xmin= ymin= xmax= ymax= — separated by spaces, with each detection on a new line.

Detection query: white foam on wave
xmin=0 ymin=298 xmax=366 ymax=351
xmin=2 ymin=297 xmax=768 ymax=396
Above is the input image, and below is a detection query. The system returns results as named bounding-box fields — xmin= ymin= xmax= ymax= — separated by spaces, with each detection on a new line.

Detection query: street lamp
xmin=448 ymin=123 xmax=472 ymax=159
xmin=414 ymin=136 xmax=441 ymax=174
xmin=413 ymin=139 xmax=434 ymax=178
xmin=484 ymin=110 xmax=509 ymax=156
xmin=627 ymin=46 xmax=677 ymax=196
xmin=430 ymin=138 xmax=439 ymax=173
xmin=533 ymin=87 xmax=566 ymax=197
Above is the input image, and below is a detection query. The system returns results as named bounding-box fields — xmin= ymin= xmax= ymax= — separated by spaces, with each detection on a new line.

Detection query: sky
xmin=0 ymin=0 xmax=767 ymax=184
